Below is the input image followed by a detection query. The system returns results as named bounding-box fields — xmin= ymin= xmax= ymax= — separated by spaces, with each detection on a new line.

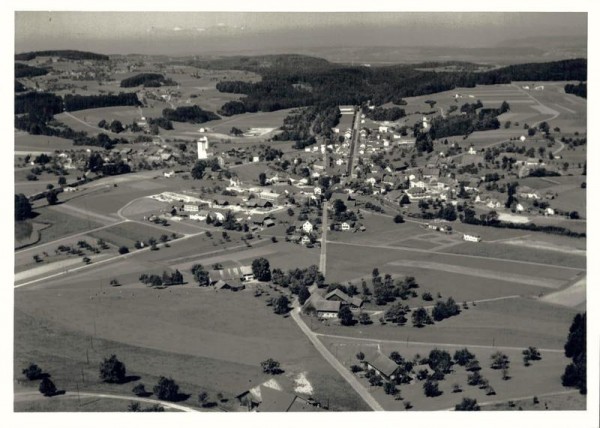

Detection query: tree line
xmin=209 ymin=56 xmax=586 ymax=116
xmin=15 ymin=49 xmax=109 ymax=61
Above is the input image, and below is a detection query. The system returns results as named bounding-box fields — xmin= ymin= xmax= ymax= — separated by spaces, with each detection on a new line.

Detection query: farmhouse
xmin=214 ymin=280 xmax=245 ymax=291
xmin=310 ymin=297 xmax=341 ymax=318
xmin=209 ymin=266 xmax=255 ymax=283
xmin=341 ymin=222 xmax=352 ymax=231
xmin=324 ymin=289 xmax=363 ymax=308
xmin=362 ymin=353 xmax=400 ymax=381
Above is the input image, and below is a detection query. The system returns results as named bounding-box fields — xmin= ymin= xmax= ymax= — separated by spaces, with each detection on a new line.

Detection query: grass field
xmin=25 ymin=206 xmax=104 ymax=247
xmin=14 ymin=283 xmax=368 ymax=411
xmin=306 ymin=295 xmax=579 ymax=350
xmin=482 ymin=390 xmax=585 ymax=410
xmin=88 ymin=221 xmax=175 ymax=249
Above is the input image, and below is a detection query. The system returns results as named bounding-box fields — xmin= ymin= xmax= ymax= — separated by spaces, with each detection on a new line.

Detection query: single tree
xmin=274 ymin=295 xmax=290 ymax=315
xmin=132 ymin=383 xmax=147 ymax=396
xmin=39 ymin=378 xmax=57 ymax=397
xmin=455 ymin=397 xmax=480 ymax=411
xmin=46 ymin=190 xmax=59 ymax=205
xmin=252 ymin=257 xmax=271 ymax=281
xmin=153 ymin=376 xmax=180 ymax=401
xmin=423 ymin=379 xmax=441 ymax=397
xmin=99 ymin=354 xmax=127 ymax=383
xmin=338 ymin=306 xmax=354 ymax=326
xmin=298 ymin=286 xmax=311 ymax=305
xmin=22 ymin=363 xmax=44 ymax=380
xmin=261 ymin=358 xmax=282 ymax=375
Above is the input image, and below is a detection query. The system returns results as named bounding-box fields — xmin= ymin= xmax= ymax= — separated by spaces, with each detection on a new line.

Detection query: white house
xmin=468 ymin=146 xmax=477 ymax=155
xmin=314 ymin=187 xmax=322 ymax=195
xmin=516 ymin=203 xmax=524 ymax=213
xmin=302 ymin=221 xmax=314 ymax=234
xmin=184 ymin=204 xmax=200 ymax=212
xmin=545 ymin=207 xmax=555 ymax=216
xmin=212 ymin=212 xmax=226 ymax=222
xmin=379 ymin=126 xmax=389 ymax=133
xmin=300 ymin=235 xmax=311 ymax=246
xmin=163 ymin=170 xmax=175 ymax=178
xmin=341 ymin=222 xmax=351 ymax=231
xmin=463 ymin=234 xmax=481 ymax=242
xmin=190 ymin=210 xmax=209 ymax=221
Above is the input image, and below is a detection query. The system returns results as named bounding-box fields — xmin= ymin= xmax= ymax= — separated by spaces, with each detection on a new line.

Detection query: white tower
xmin=197 ymin=136 xmax=209 ymax=160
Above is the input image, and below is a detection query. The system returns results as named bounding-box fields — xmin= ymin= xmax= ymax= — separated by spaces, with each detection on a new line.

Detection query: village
xmin=13 ymin=41 xmax=587 ymax=415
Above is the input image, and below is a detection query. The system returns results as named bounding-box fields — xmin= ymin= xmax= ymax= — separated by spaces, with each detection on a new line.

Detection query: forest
xmin=120 ymin=73 xmax=176 ymax=88
xmin=564 ymin=82 xmax=586 ymax=99
xmin=15 ymin=63 xmax=49 ymax=78
xmin=64 ymin=92 xmax=141 ymax=111
xmin=162 ymin=105 xmax=220 ymax=123
xmin=15 ymin=50 xmax=109 ymax=61
xmin=209 ymin=56 xmax=586 ymax=115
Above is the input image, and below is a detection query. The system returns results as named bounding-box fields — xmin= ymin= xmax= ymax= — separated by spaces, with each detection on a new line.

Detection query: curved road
xmin=290 ymin=306 xmax=384 ymax=411
xmin=15 ymin=390 xmax=199 ymax=412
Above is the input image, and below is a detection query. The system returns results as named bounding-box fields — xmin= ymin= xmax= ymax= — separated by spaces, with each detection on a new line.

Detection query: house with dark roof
xmin=324 ymin=289 xmax=363 ymax=308
xmin=214 ymin=279 xmax=245 ymax=291
xmin=362 ymin=353 xmax=400 ymax=381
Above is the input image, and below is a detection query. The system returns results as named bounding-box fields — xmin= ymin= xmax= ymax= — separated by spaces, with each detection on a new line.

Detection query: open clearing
xmin=15 ymin=284 xmax=367 ymax=411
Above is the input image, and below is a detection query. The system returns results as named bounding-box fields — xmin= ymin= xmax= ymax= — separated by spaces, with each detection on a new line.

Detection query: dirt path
xmin=290 ymin=307 xmax=383 ymax=411
xmin=315 ymin=332 xmax=565 ymax=354
xmin=14 ymin=390 xmax=199 ymax=412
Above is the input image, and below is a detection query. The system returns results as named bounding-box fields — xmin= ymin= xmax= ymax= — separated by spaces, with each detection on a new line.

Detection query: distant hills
xmin=15 ymin=50 xmax=109 ymax=61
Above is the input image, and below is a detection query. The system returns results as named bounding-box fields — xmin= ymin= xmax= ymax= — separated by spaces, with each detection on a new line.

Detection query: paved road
xmin=314 ymin=332 xmax=565 ymax=354
xmin=346 ymin=110 xmax=361 ymax=177
xmin=290 ymin=307 xmax=384 ymax=411
xmin=14 ymin=390 xmax=199 ymax=412
xmin=15 ymin=230 xmax=205 ymax=289
xmin=320 ymin=201 xmax=328 ymax=277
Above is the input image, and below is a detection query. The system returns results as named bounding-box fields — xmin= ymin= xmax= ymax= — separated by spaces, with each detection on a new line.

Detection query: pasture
xmin=14 ymin=278 xmax=368 ymax=411
xmin=319 ymin=335 xmax=575 ymax=411
xmin=307 ymin=295 xmax=579 ymax=350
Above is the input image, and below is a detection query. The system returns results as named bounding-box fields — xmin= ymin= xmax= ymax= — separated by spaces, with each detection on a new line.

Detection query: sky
xmin=15 ymin=12 xmax=587 ymax=56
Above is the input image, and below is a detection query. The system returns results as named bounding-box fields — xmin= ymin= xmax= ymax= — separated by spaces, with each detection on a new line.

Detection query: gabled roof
xmin=324 ymin=289 xmax=363 ymax=307
xmin=256 ymin=386 xmax=298 ymax=412
xmin=365 ymin=353 xmax=399 ymax=377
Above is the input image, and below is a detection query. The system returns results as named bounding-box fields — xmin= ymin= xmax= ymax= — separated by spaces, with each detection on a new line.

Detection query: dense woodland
xmin=207 ymin=56 xmax=586 ymax=116
xmin=64 ymin=93 xmax=141 ymax=111
xmin=15 ymin=63 xmax=49 ymax=78
xmin=162 ymin=105 xmax=220 ymax=123
xmin=365 ymin=106 xmax=406 ymax=121
xmin=564 ymin=82 xmax=586 ymax=99
xmin=15 ymin=50 xmax=109 ymax=61
xmin=120 ymin=73 xmax=176 ymax=88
